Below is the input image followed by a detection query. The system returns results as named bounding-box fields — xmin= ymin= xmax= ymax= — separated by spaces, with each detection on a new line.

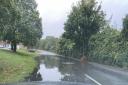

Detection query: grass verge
xmin=0 ymin=48 xmax=38 ymax=83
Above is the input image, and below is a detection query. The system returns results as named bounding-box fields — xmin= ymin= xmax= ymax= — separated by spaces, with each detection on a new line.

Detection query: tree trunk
xmin=11 ymin=41 xmax=14 ymax=51
xmin=11 ymin=40 xmax=17 ymax=52
xmin=82 ymin=39 xmax=89 ymax=60
xmin=13 ymin=40 xmax=17 ymax=52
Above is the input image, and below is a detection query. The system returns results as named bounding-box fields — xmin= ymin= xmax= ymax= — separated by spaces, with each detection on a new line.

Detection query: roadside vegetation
xmin=89 ymin=27 xmax=128 ymax=68
xmin=55 ymin=0 xmax=128 ymax=69
xmin=0 ymin=48 xmax=37 ymax=83
xmin=36 ymin=36 xmax=59 ymax=53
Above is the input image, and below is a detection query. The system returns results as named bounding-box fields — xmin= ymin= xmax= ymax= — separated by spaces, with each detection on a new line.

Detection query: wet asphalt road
xmin=25 ymin=50 xmax=128 ymax=85
xmin=25 ymin=50 xmax=97 ymax=85
xmin=85 ymin=63 xmax=128 ymax=85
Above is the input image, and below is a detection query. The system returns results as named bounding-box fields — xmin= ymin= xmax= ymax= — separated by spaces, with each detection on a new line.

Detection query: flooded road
xmin=22 ymin=51 xmax=128 ymax=85
xmin=25 ymin=51 xmax=96 ymax=85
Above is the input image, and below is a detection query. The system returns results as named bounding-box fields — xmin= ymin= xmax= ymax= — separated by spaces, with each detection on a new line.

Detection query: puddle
xmin=25 ymin=55 xmax=88 ymax=83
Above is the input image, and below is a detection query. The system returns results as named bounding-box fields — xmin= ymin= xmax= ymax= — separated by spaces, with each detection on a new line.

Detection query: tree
xmin=57 ymin=38 xmax=75 ymax=57
xmin=0 ymin=0 xmax=42 ymax=52
xmin=0 ymin=0 xmax=21 ymax=52
xmin=89 ymin=27 xmax=120 ymax=64
xmin=59 ymin=0 xmax=105 ymax=57
xmin=121 ymin=15 xmax=128 ymax=41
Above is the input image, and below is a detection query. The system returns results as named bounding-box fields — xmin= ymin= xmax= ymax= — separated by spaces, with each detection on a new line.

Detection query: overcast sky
xmin=35 ymin=0 xmax=128 ymax=38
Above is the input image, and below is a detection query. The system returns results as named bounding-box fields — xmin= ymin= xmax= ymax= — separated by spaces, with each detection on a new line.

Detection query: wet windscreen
xmin=1 ymin=0 xmax=128 ymax=85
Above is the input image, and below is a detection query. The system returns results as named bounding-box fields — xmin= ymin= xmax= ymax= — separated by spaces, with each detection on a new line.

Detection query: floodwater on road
xmin=25 ymin=54 xmax=96 ymax=85
xmin=23 ymin=51 xmax=128 ymax=85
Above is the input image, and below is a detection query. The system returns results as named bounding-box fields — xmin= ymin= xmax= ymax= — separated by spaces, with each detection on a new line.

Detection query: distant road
xmin=38 ymin=50 xmax=58 ymax=56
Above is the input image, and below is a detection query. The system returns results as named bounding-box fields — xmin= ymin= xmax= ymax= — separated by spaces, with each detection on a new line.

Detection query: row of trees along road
xmin=89 ymin=15 xmax=128 ymax=68
xmin=57 ymin=0 xmax=128 ymax=68
xmin=36 ymin=36 xmax=59 ymax=53
xmin=0 ymin=0 xmax=42 ymax=52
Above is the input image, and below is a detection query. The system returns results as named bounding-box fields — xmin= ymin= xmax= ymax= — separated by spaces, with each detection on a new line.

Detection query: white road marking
xmin=85 ymin=74 xmax=102 ymax=85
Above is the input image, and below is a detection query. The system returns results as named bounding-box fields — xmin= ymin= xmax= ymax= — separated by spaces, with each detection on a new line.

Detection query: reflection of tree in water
xmin=25 ymin=65 xmax=42 ymax=81
xmin=58 ymin=60 xmax=86 ymax=83
xmin=27 ymin=55 xmax=60 ymax=82
xmin=43 ymin=55 xmax=59 ymax=69
xmin=27 ymin=55 xmax=87 ymax=82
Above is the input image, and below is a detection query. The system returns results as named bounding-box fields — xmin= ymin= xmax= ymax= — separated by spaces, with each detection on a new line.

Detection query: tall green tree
xmin=59 ymin=0 xmax=105 ymax=57
xmin=0 ymin=0 xmax=42 ymax=52
xmin=0 ymin=0 xmax=21 ymax=51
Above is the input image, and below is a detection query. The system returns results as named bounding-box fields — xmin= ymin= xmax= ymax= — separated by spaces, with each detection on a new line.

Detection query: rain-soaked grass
xmin=0 ymin=48 xmax=38 ymax=83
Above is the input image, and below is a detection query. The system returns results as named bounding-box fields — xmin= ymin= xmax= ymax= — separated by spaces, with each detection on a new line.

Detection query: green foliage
xmin=89 ymin=27 xmax=128 ymax=68
xmin=0 ymin=0 xmax=42 ymax=52
xmin=37 ymin=36 xmax=59 ymax=52
xmin=58 ymin=0 xmax=105 ymax=57
xmin=57 ymin=38 xmax=76 ymax=57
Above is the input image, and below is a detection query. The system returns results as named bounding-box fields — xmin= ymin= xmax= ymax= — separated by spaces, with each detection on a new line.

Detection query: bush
xmin=89 ymin=28 xmax=128 ymax=68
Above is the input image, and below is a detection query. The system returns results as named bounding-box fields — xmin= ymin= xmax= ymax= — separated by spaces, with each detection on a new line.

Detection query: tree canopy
xmin=0 ymin=0 xmax=42 ymax=52
xmin=58 ymin=0 xmax=105 ymax=57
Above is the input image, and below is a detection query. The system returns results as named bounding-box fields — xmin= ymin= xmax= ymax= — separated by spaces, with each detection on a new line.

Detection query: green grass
xmin=0 ymin=48 xmax=38 ymax=83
